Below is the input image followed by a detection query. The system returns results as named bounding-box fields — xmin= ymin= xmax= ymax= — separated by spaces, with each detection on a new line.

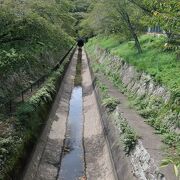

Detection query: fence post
xmin=22 ymin=91 xmax=24 ymax=102
xmin=31 ymin=84 xmax=33 ymax=92
xmin=9 ymin=100 xmax=12 ymax=114
xmin=37 ymin=80 xmax=40 ymax=88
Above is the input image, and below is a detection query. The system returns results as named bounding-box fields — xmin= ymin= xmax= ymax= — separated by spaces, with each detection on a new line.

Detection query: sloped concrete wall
xmin=94 ymin=47 xmax=171 ymax=103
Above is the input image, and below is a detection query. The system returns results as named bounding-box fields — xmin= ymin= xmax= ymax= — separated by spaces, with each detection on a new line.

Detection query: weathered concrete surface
xmin=98 ymin=107 xmax=136 ymax=180
xmin=88 ymin=55 xmax=177 ymax=180
xmin=94 ymin=47 xmax=171 ymax=103
xmin=23 ymin=50 xmax=78 ymax=180
xmin=82 ymin=49 xmax=115 ymax=180
xmin=86 ymin=52 xmax=136 ymax=180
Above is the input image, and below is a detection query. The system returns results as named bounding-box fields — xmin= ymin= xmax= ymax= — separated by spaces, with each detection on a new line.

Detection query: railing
xmin=0 ymin=45 xmax=76 ymax=116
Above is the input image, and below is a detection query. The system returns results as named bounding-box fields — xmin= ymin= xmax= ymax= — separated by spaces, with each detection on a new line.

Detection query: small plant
xmin=123 ymin=127 xmax=138 ymax=155
xmin=97 ymin=80 xmax=108 ymax=98
xmin=119 ymin=118 xmax=139 ymax=155
xmin=102 ymin=97 xmax=119 ymax=112
xmin=161 ymin=149 xmax=180 ymax=177
xmin=162 ymin=132 xmax=180 ymax=147
xmin=114 ymin=113 xmax=139 ymax=155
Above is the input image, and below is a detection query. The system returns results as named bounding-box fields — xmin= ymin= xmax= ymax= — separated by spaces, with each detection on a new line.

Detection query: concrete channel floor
xmin=22 ymin=48 xmax=115 ymax=180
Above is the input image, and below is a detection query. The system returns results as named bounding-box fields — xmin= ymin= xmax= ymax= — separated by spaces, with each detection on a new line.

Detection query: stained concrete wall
xmin=94 ymin=47 xmax=171 ymax=103
xmin=86 ymin=48 xmax=178 ymax=180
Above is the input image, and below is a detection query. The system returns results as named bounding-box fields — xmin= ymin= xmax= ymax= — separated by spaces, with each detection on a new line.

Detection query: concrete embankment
xmin=82 ymin=49 xmax=116 ymax=180
xmin=86 ymin=47 xmax=178 ymax=180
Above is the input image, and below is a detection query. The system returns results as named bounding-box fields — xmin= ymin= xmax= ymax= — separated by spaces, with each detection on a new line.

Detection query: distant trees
xmin=79 ymin=0 xmax=145 ymax=53
xmin=129 ymin=0 xmax=180 ymax=44
xmin=70 ymin=0 xmax=92 ymax=35
xmin=0 ymin=0 xmax=75 ymax=101
xmin=79 ymin=0 xmax=179 ymax=52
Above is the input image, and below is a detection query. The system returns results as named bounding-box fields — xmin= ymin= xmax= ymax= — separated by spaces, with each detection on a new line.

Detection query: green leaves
xmin=114 ymin=113 xmax=139 ymax=155
xmin=0 ymin=49 xmax=25 ymax=76
xmin=102 ymin=97 xmax=120 ymax=112
xmin=16 ymin=66 xmax=62 ymax=128
xmin=161 ymin=155 xmax=180 ymax=177
xmin=0 ymin=0 xmax=75 ymax=102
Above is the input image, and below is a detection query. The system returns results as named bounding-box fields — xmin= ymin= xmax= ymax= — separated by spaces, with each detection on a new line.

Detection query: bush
xmin=102 ymin=97 xmax=119 ymax=112
xmin=119 ymin=117 xmax=139 ymax=154
xmin=0 ymin=58 xmax=68 ymax=179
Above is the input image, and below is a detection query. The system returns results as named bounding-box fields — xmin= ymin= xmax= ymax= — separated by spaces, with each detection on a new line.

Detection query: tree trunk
xmin=123 ymin=11 xmax=142 ymax=53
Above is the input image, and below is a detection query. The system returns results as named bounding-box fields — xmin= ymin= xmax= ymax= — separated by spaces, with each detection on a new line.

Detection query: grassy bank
xmin=0 ymin=55 xmax=70 ymax=180
xmin=87 ymin=35 xmax=179 ymax=93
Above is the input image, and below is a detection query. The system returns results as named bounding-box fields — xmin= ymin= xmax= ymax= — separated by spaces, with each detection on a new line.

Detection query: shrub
xmin=0 ymin=56 xmax=68 ymax=179
xmin=102 ymin=97 xmax=119 ymax=112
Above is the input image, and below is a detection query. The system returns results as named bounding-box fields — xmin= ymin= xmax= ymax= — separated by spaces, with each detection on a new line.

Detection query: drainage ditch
xmin=57 ymin=49 xmax=85 ymax=180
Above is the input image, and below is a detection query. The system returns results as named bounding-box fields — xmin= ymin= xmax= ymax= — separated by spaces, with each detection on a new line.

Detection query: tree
xmin=0 ymin=0 xmax=75 ymax=101
xmin=110 ymin=0 xmax=143 ymax=53
xmin=129 ymin=0 xmax=180 ymax=45
xmin=80 ymin=0 xmax=144 ymax=53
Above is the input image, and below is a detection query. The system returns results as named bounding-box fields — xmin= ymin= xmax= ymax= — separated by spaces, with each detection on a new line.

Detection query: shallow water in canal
xmin=57 ymin=86 xmax=85 ymax=180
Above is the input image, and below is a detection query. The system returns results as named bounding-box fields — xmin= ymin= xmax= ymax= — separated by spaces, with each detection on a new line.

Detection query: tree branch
xmin=0 ymin=37 xmax=30 ymax=44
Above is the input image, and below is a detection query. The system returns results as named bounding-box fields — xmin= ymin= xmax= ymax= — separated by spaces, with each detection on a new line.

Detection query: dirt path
xmin=82 ymin=49 xmax=116 ymax=180
xmin=95 ymin=73 xmax=177 ymax=180
xmin=23 ymin=50 xmax=78 ymax=180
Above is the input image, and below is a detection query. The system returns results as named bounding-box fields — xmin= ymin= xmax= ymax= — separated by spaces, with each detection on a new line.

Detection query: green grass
xmin=96 ymin=80 xmax=138 ymax=154
xmin=87 ymin=35 xmax=180 ymax=92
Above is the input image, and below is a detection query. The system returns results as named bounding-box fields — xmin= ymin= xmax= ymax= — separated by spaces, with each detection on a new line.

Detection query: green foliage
xmin=87 ymin=35 xmax=179 ymax=91
xmin=123 ymin=127 xmax=138 ymax=155
xmin=97 ymin=80 xmax=119 ymax=112
xmin=133 ymin=0 xmax=180 ymax=44
xmin=70 ymin=0 xmax=92 ymax=37
xmin=96 ymin=80 xmax=108 ymax=98
xmin=162 ymin=132 xmax=180 ymax=147
xmin=16 ymin=66 xmax=64 ymax=128
xmin=80 ymin=0 xmax=145 ymax=38
xmin=0 ymin=60 xmax=67 ymax=179
xmin=114 ymin=113 xmax=139 ymax=155
xmin=0 ymin=0 xmax=75 ymax=102
xmin=102 ymin=97 xmax=119 ymax=112
xmin=161 ymin=148 xmax=180 ymax=177
xmin=0 ymin=49 xmax=25 ymax=76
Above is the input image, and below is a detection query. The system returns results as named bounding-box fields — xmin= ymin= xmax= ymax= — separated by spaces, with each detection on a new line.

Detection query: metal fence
xmin=0 ymin=45 xmax=75 ymax=116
